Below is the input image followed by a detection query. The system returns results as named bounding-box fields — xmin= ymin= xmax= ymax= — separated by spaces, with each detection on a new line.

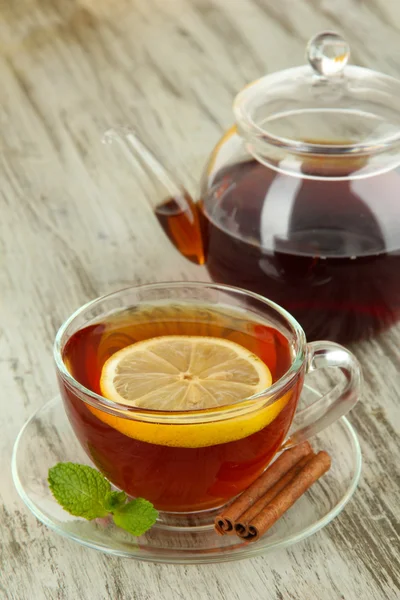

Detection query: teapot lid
xmin=234 ymin=32 xmax=400 ymax=178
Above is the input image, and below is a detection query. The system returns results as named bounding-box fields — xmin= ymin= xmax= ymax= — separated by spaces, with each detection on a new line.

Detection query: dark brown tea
xmin=60 ymin=304 xmax=302 ymax=513
xmin=155 ymin=192 xmax=205 ymax=265
xmin=157 ymin=160 xmax=400 ymax=343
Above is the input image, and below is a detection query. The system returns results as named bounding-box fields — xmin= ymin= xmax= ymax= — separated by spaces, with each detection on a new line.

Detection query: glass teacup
xmin=54 ymin=282 xmax=361 ymax=514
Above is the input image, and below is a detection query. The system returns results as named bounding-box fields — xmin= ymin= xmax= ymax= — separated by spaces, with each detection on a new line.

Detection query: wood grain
xmin=1 ymin=0 xmax=399 ymax=598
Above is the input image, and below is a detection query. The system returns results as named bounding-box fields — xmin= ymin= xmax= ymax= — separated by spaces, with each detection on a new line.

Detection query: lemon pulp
xmin=89 ymin=335 xmax=290 ymax=448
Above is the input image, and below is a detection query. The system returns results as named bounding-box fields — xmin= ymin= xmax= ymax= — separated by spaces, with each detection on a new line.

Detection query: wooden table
xmin=1 ymin=0 xmax=399 ymax=598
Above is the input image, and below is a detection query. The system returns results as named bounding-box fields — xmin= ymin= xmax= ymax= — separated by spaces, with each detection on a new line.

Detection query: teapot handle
xmin=103 ymin=127 xmax=205 ymax=265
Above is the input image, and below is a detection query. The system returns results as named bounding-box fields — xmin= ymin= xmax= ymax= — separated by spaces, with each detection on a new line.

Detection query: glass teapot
xmin=105 ymin=32 xmax=400 ymax=344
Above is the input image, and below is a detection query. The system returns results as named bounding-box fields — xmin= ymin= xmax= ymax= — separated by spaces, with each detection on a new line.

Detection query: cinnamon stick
xmin=214 ymin=441 xmax=312 ymax=535
xmin=234 ymin=453 xmax=314 ymax=536
xmin=238 ymin=450 xmax=331 ymax=542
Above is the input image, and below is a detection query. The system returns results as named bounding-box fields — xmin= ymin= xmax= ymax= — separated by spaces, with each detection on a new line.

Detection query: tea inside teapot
xmin=196 ymin=146 xmax=400 ymax=343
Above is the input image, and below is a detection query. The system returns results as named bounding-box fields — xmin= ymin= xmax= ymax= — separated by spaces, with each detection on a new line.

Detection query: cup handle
xmin=283 ymin=341 xmax=362 ymax=449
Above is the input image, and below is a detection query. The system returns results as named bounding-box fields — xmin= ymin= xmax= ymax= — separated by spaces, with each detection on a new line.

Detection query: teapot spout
xmin=103 ymin=127 xmax=205 ymax=265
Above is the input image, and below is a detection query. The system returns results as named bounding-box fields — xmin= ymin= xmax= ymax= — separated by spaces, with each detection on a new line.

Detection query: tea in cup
xmin=55 ymin=283 xmax=361 ymax=514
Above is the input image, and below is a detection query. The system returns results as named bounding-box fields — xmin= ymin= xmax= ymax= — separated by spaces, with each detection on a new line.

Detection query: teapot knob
xmin=306 ymin=31 xmax=350 ymax=77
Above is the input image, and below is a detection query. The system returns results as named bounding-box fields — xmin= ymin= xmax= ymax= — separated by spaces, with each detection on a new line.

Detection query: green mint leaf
xmin=48 ymin=463 xmax=110 ymax=520
xmin=104 ymin=490 xmax=127 ymax=512
xmin=48 ymin=463 xmax=158 ymax=537
xmin=112 ymin=498 xmax=158 ymax=536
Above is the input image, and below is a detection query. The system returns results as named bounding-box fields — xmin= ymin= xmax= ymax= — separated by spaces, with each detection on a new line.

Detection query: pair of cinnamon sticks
xmin=215 ymin=442 xmax=331 ymax=542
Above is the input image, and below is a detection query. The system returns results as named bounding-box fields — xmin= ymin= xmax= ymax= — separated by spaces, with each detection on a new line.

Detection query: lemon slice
xmin=100 ymin=335 xmax=272 ymax=410
xmin=89 ymin=335 xmax=290 ymax=448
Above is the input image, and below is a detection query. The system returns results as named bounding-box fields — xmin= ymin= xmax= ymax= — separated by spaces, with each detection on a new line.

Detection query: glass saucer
xmin=12 ymin=385 xmax=361 ymax=564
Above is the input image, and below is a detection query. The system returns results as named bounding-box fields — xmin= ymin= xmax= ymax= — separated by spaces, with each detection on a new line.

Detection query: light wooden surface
xmin=1 ymin=0 xmax=400 ymax=598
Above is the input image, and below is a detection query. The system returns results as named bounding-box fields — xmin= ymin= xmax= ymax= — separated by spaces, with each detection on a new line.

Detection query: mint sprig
xmin=48 ymin=463 xmax=158 ymax=536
